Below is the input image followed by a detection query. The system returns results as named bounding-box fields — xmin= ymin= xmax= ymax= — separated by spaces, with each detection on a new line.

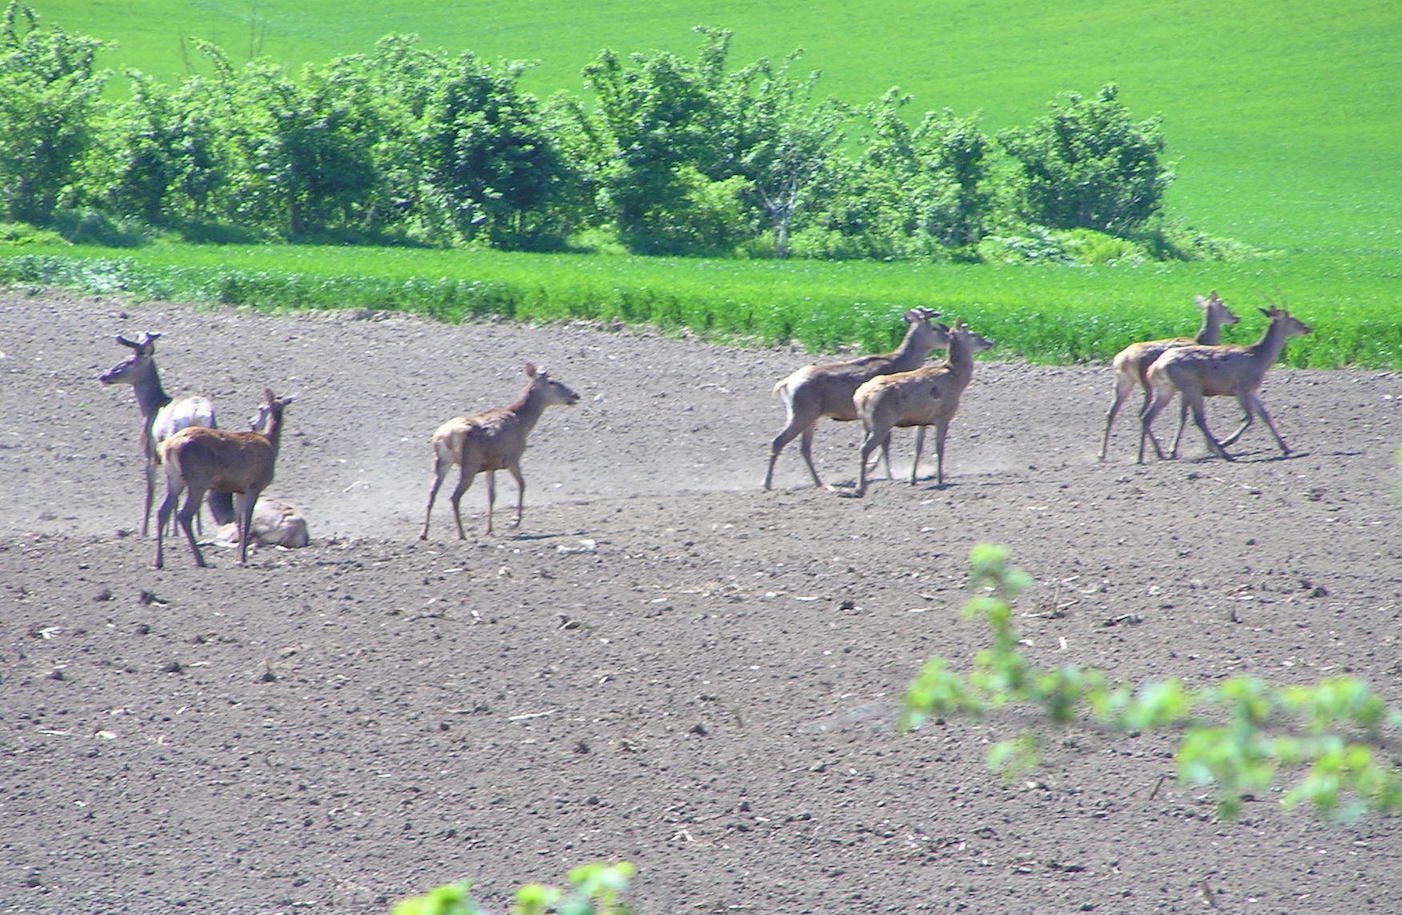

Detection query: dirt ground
xmin=2 ymin=289 xmax=1400 ymax=915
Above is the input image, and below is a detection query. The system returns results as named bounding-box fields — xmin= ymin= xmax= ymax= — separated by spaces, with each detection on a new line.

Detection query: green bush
xmin=904 ymin=545 xmax=1402 ymax=821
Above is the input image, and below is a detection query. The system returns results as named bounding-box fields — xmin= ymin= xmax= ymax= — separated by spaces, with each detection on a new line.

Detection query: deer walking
xmin=154 ymin=389 xmax=296 ymax=568
xmin=764 ymin=308 xmax=947 ymax=490
xmin=853 ymin=319 xmax=993 ymax=496
xmin=99 ymin=332 xmax=235 ymax=536
xmin=421 ymin=364 xmax=580 ymax=539
xmin=1099 ymin=291 xmax=1240 ymax=460
xmin=1138 ymin=306 xmax=1312 ymax=463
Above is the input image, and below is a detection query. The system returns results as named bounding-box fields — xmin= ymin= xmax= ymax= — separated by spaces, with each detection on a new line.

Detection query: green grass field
xmin=2 ymin=244 xmax=1395 ymax=367
xmin=14 ymin=0 xmax=1401 ymax=367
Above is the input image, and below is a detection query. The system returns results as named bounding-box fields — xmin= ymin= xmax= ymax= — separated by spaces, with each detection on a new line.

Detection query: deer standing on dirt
xmin=99 ymin=332 xmax=235 ymax=535
xmin=1138 ymin=306 xmax=1312 ymax=463
xmin=154 ymin=389 xmax=296 ymax=568
xmin=763 ymin=308 xmax=947 ymax=490
xmin=852 ymin=319 xmax=993 ymax=495
xmin=1098 ymin=291 xmax=1240 ymax=460
xmin=421 ymin=364 xmax=580 ymax=539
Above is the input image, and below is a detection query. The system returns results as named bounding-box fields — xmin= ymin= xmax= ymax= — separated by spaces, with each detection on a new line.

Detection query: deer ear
xmin=264 ymin=388 xmax=276 ymax=403
xmin=1259 ymin=307 xmax=1272 ymax=318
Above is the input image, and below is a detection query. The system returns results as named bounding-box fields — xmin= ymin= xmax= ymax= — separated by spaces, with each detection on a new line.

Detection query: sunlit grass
xmin=3 ymin=244 xmax=1396 ymax=368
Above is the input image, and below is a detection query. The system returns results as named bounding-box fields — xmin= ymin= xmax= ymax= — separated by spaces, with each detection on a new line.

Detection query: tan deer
xmin=154 ymin=389 xmax=296 ymax=568
xmin=99 ymin=331 xmax=235 ymax=535
xmin=1138 ymin=306 xmax=1312 ymax=463
xmin=764 ymin=308 xmax=947 ymax=490
xmin=852 ymin=319 xmax=993 ymax=495
xmin=1099 ymin=291 xmax=1240 ymax=460
xmin=421 ymin=364 xmax=580 ymax=539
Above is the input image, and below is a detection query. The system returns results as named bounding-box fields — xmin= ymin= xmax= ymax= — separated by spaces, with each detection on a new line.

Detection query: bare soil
xmin=3 ymin=289 xmax=1400 ymax=914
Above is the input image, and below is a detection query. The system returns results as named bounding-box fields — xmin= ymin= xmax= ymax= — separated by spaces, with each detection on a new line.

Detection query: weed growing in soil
xmin=903 ymin=544 xmax=1402 ymax=821
xmin=392 ymin=861 xmax=635 ymax=915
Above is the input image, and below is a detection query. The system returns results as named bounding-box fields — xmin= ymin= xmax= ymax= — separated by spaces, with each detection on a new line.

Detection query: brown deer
xmin=763 ymin=308 xmax=947 ymax=490
xmin=99 ymin=332 xmax=235 ymax=535
xmin=421 ymin=364 xmax=580 ymax=539
xmin=853 ymin=319 xmax=993 ymax=495
xmin=1138 ymin=306 xmax=1312 ymax=463
xmin=1099 ymin=291 xmax=1240 ymax=460
xmin=154 ymin=389 xmax=296 ymax=568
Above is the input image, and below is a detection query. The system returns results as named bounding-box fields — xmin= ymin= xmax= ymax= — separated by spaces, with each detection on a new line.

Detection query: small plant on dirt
xmin=392 ymin=861 xmax=636 ymax=915
xmin=902 ymin=544 xmax=1402 ymax=821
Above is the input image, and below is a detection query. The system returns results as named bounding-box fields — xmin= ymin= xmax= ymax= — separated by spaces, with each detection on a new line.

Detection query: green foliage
xmin=903 ymin=545 xmax=1402 ymax=821
xmin=391 ymin=862 xmax=635 ymax=915
xmin=0 ymin=220 xmax=67 ymax=245
xmin=1 ymin=243 xmax=1398 ymax=368
xmin=999 ymin=84 xmax=1172 ymax=235
xmin=0 ymin=2 xmax=107 ymax=223
xmin=0 ymin=6 xmax=1262 ymax=262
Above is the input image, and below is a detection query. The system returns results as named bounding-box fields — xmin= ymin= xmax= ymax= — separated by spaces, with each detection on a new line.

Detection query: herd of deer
xmin=100 ymin=291 xmax=1309 ymax=568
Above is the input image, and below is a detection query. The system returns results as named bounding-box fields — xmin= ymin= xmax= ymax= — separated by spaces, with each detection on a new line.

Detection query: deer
xmin=214 ymin=496 xmax=309 ymax=550
xmin=852 ymin=319 xmax=994 ymax=496
xmin=1138 ymin=306 xmax=1312 ymax=463
xmin=99 ymin=331 xmax=235 ymax=537
xmin=421 ymin=364 xmax=581 ymax=540
xmin=153 ymin=389 xmax=296 ymax=569
xmin=1098 ymin=291 xmax=1240 ymax=460
xmin=763 ymin=307 xmax=948 ymax=490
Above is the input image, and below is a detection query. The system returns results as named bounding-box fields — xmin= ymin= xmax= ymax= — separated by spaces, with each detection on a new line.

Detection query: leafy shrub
xmin=0 ymin=220 xmax=66 ymax=245
xmin=905 ymin=545 xmax=1402 ymax=820
xmin=999 ymin=84 xmax=1173 ymax=236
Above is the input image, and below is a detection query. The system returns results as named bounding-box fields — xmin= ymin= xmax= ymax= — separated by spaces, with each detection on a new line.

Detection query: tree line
xmin=1 ymin=3 xmax=1212 ymax=262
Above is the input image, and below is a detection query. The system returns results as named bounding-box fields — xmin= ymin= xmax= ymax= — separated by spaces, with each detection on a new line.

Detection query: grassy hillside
xmin=30 ymin=0 xmax=1402 ymax=254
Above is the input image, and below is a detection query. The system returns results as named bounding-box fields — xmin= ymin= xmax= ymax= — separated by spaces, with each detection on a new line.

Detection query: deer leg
xmin=764 ymin=417 xmax=808 ymax=490
xmin=484 ymin=470 xmax=497 ymax=535
xmin=1188 ymin=398 xmax=1232 ymax=461
xmin=856 ymin=427 xmax=885 ymax=497
xmin=880 ymin=431 xmax=894 ymax=481
xmin=507 ymin=462 xmax=525 ymax=529
xmin=797 ymin=429 xmax=823 ymax=488
xmin=1218 ymin=394 xmax=1255 ymax=446
xmin=1169 ymin=395 xmax=1189 ymax=458
xmin=177 ymin=484 xmax=207 ymax=567
xmin=420 ymin=456 xmax=452 ymax=540
xmin=234 ymin=490 xmax=256 ymax=565
xmin=448 ymin=465 xmax=476 ymax=540
xmin=1247 ymin=393 xmax=1291 ymax=455
xmin=1099 ymin=376 xmax=1137 ymax=461
xmin=1138 ymin=394 xmax=1171 ymax=463
xmin=934 ymin=420 xmax=950 ymax=487
xmin=910 ymin=426 xmax=927 ymax=485
xmin=142 ymin=456 xmax=158 ymax=538
xmin=153 ymin=476 xmax=184 ymax=569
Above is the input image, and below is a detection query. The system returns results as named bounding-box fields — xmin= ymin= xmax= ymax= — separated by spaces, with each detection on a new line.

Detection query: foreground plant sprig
xmin=392 ymin=861 xmax=636 ymax=915
xmin=902 ymin=543 xmax=1402 ymax=820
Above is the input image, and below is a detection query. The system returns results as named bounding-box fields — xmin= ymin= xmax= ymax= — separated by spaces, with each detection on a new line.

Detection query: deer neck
xmin=1195 ymin=310 xmax=1224 ymax=345
xmin=258 ymin=412 xmax=286 ymax=463
xmin=943 ymin=334 xmax=977 ymax=383
xmin=132 ymin=364 xmax=173 ymax=420
xmin=888 ymin=324 xmax=932 ymax=371
xmin=509 ymin=386 xmax=550 ymax=434
xmin=1248 ymin=317 xmax=1291 ymax=366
